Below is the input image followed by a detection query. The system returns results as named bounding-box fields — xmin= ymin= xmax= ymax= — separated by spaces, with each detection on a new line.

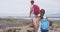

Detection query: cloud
xmin=0 ymin=0 xmax=60 ymax=17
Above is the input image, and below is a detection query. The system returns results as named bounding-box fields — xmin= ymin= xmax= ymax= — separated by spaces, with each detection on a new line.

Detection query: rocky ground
xmin=0 ymin=18 xmax=60 ymax=32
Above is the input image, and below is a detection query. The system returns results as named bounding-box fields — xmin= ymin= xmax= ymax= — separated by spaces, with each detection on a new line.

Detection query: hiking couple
xmin=30 ymin=0 xmax=50 ymax=32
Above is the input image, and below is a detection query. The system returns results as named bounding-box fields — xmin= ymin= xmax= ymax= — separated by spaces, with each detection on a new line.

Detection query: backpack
xmin=41 ymin=18 xmax=49 ymax=30
xmin=33 ymin=4 xmax=40 ymax=15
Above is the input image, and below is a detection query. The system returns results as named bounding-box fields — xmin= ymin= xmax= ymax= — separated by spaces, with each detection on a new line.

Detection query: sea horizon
xmin=0 ymin=16 xmax=60 ymax=18
xmin=0 ymin=16 xmax=60 ymax=21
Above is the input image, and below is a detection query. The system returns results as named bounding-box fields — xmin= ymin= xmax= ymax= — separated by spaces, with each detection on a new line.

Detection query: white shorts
xmin=31 ymin=14 xmax=38 ymax=23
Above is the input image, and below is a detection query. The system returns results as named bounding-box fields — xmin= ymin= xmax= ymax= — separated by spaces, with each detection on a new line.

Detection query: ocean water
xmin=48 ymin=18 xmax=60 ymax=21
xmin=0 ymin=16 xmax=60 ymax=21
xmin=22 ymin=16 xmax=60 ymax=20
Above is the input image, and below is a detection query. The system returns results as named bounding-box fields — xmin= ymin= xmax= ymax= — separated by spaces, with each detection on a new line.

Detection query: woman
xmin=37 ymin=9 xmax=45 ymax=32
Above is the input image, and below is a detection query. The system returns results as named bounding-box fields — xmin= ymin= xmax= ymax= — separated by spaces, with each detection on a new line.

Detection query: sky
xmin=0 ymin=0 xmax=60 ymax=17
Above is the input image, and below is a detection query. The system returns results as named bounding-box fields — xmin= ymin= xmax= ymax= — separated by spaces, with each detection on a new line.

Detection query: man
xmin=30 ymin=0 xmax=40 ymax=32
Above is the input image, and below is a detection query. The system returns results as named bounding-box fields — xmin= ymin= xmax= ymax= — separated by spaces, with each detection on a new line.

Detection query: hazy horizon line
xmin=0 ymin=16 xmax=60 ymax=18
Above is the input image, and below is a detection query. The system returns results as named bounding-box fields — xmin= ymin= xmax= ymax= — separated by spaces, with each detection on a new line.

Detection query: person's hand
xmin=29 ymin=15 xmax=31 ymax=17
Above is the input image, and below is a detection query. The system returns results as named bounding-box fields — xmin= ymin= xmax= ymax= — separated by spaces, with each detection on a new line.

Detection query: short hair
xmin=40 ymin=9 xmax=45 ymax=14
xmin=40 ymin=9 xmax=45 ymax=16
xmin=30 ymin=0 xmax=34 ymax=4
xmin=39 ymin=9 xmax=45 ymax=19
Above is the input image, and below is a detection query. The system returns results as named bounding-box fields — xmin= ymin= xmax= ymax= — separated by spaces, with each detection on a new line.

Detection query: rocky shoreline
xmin=0 ymin=18 xmax=60 ymax=32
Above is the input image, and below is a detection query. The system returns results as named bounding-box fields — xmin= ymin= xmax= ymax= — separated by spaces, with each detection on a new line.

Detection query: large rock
xmin=3 ymin=25 xmax=34 ymax=32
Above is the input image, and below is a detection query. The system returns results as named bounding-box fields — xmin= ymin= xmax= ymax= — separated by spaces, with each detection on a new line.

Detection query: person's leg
xmin=41 ymin=30 xmax=48 ymax=32
xmin=41 ymin=29 xmax=44 ymax=32
xmin=33 ymin=22 xmax=38 ymax=32
xmin=44 ymin=30 xmax=48 ymax=32
xmin=33 ymin=17 xmax=39 ymax=32
xmin=31 ymin=18 xmax=34 ymax=27
xmin=45 ymin=30 xmax=48 ymax=32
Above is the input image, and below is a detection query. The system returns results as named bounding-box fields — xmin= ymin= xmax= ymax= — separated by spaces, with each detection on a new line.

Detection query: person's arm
xmin=30 ymin=7 xmax=32 ymax=17
xmin=37 ymin=17 xmax=41 ymax=32
xmin=37 ymin=17 xmax=41 ymax=26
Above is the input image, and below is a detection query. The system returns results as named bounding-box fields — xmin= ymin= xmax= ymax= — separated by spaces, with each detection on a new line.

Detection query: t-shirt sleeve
xmin=30 ymin=5 xmax=33 ymax=11
xmin=30 ymin=5 xmax=32 ymax=8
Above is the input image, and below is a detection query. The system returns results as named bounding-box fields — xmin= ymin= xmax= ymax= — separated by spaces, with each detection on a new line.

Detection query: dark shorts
xmin=41 ymin=29 xmax=48 ymax=32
